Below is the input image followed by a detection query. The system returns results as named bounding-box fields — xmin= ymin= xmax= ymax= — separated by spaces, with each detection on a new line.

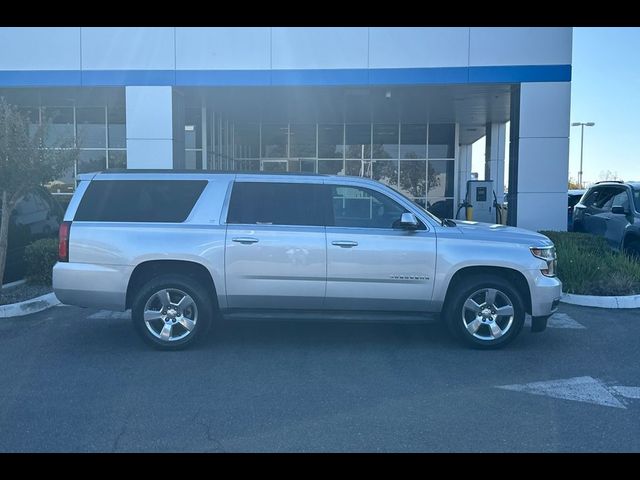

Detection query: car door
xmin=579 ymin=187 xmax=615 ymax=237
xmin=324 ymin=183 xmax=437 ymax=312
xmin=224 ymin=180 xmax=327 ymax=309
xmin=605 ymin=188 xmax=632 ymax=250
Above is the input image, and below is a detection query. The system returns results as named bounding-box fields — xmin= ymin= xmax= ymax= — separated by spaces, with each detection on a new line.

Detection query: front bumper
xmin=529 ymin=271 xmax=562 ymax=317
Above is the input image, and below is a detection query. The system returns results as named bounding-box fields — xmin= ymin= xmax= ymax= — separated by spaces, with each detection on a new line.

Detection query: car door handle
xmin=232 ymin=237 xmax=259 ymax=244
xmin=331 ymin=240 xmax=358 ymax=248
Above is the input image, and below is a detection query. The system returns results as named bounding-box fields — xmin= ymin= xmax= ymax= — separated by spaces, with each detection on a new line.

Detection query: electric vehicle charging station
xmin=457 ymin=180 xmax=504 ymax=224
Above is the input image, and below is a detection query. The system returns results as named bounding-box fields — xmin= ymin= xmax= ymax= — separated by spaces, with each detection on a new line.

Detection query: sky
xmin=472 ymin=27 xmax=640 ymax=187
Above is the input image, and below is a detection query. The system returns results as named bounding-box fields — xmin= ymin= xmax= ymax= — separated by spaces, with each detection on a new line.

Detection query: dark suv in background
xmin=573 ymin=181 xmax=640 ymax=257
xmin=1 ymin=187 xmax=64 ymax=283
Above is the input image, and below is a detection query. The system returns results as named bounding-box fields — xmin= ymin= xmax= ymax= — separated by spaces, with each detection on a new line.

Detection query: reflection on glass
xmin=108 ymin=107 xmax=126 ymax=149
xmin=372 ymin=160 xmax=398 ymax=188
xmin=413 ymin=198 xmax=427 ymax=209
xmin=234 ymin=159 xmax=260 ymax=171
xmin=290 ymin=124 xmax=316 ymax=158
xmin=318 ymin=160 xmax=343 ymax=175
xmin=287 ymin=159 xmax=316 ymax=172
xmin=234 ymin=123 xmax=260 ymax=159
xmin=318 ymin=124 xmax=344 ymax=158
xmin=427 ymin=198 xmax=454 ymax=219
xmin=185 ymin=150 xmax=202 ymax=170
xmin=399 ymin=160 xmax=426 ymax=198
xmin=428 ymin=160 xmax=454 ymax=197
xmin=42 ymin=107 xmax=74 ymax=148
xmin=108 ymin=151 xmax=126 ymax=170
xmin=77 ymin=150 xmax=106 ymax=174
xmin=345 ymin=124 xmax=371 ymax=159
xmin=76 ymin=107 xmax=106 ymax=148
xmin=184 ymin=108 xmax=202 ymax=150
xmin=18 ymin=107 xmax=40 ymax=139
xmin=401 ymin=124 xmax=427 ymax=159
xmin=428 ymin=124 xmax=455 ymax=158
xmin=345 ymin=159 xmax=369 ymax=177
xmin=372 ymin=124 xmax=398 ymax=159
xmin=262 ymin=160 xmax=288 ymax=172
xmin=262 ymin=124 xmax=288 ymax=158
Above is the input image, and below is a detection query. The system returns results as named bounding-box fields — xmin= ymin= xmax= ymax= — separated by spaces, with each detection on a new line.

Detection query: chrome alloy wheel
xmin=461 ymin=288 xmax=515 ymax=341
xmin=143 ymin=288 xmax=198 ymax=342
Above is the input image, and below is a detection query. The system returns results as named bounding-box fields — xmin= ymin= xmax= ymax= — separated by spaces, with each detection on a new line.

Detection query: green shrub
xmin=540 ymin=231 xmax=640 ymax=296
xmin=24 ymin=238 xmax=59 ymax=286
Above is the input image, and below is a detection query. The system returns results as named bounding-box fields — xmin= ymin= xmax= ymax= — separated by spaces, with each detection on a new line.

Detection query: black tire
xmin=444 ymin=274 xmax=526 ymax=349
xmin=131 ymin=274 xmax=213 ymax=350
xmin=625 ymin=240 xmax=640 ymax=260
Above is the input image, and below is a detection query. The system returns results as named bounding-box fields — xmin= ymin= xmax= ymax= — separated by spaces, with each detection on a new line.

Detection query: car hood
xmin=449 ymin=220 xmax=554 ymax=247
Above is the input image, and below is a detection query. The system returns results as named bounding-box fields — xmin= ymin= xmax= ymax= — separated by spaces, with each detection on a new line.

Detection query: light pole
xmin=571 ymin=122 xmax=595 ymax=188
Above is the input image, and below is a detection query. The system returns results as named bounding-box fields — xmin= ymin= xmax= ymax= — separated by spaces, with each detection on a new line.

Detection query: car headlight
xmin=530 ymin=246 xmax=557 ymax=277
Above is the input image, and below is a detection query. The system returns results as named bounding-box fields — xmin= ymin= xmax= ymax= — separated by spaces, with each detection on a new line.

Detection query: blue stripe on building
xmin=0 ymin=65 xmax=571 ymax=87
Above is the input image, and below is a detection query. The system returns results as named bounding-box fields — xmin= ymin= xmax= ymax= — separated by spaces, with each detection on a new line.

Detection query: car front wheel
xmin=444 ymin=274 xmax=526 ymax=349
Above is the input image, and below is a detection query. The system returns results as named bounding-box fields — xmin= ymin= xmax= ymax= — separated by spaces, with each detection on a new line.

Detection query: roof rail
xmin=594 ymin=180 xmax=624 ymax=184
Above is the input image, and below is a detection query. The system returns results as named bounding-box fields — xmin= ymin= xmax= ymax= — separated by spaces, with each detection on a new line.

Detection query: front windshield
xmin=634 ymin=188 xmax=640 ymax=211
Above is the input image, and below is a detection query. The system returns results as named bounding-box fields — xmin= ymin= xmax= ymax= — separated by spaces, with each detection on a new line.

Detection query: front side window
xmin=611 ymin=189 xmax=631 ymax=210
xmin=227 ymin=182 xmax=325 ymax=226
xmin=328 ymin=185 xmax=424 ymax=230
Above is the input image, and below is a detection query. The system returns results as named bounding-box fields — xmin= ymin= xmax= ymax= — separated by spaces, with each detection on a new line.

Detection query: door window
xmin=611 ymin=190 xmax=630 ymax=211
xmin=227 ymin=182 xmax=325 ymax=226
xmin=328 ymin=185 xmax=424 ymax=229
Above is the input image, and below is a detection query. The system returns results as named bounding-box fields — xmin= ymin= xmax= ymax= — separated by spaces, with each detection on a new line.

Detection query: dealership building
xmin=0 ymin=27 xmax=572 ymax=230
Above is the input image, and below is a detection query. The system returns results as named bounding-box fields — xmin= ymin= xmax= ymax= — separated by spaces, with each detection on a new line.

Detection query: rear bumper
xmin=53 ymin=262 xmax=131 ymax=311
xmin=529 ymin=271 xmax=562 ymax=317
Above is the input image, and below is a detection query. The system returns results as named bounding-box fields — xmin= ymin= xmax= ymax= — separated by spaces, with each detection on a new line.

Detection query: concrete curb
xmin=0 ymin=292 xmax=60 ymax=319
xmin=560 ymin=292 xmax=640 ymax=309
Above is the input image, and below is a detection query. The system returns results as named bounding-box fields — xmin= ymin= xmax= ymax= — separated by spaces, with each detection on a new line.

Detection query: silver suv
xmin=53 ymin=171 xmax=561 ymax=350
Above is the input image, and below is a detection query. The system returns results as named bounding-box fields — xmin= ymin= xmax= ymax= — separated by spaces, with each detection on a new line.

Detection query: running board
xmin=221 ymin=309 xmax=439 ymax=323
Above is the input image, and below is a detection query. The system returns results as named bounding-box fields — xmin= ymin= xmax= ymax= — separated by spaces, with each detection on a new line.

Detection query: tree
xmin=599 ymin=170 xmax=621 ymax=182
xmin=0 ymin=99 xmax=78 ymax=289
xmin=568 ymin=177 xmax=582 ymax=190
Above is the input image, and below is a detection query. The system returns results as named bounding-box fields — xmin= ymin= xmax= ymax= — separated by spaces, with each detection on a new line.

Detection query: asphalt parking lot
xmin=0 ymin=303 xmax=638 ymax=452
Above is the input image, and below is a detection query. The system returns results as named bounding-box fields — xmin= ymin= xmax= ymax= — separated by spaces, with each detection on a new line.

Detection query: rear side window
xmin=227 ymin=182 xmax=325 ymax=226
xmin=74 ymin=180 xmax=207 ymax=222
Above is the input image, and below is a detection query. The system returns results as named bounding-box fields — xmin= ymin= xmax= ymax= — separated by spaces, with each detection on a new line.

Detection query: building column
xmin=514 ymin=82 xmax=571 ymax=231
xmin=457 ymin=144 xmax=473 ymax=218
xmin=484 ymin=122 xmax=506 ymax=205
xmin=125 ymin=86 xmax=177 ymax=169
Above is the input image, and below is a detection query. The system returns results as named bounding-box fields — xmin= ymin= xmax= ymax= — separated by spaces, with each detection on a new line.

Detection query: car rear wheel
xmin=444 ymin=274 xmax=526 ymax=349
xmin=625 ymin=239 xmax=640 ymax=260
xmin=131 ymin=274 xmax=213 ymax=350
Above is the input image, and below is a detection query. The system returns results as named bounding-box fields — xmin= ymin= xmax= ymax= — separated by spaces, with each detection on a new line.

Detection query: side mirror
xmin=398 ymin=212 xmax=419 ymax=230
xmin=612 ymin=206 xmax=627 ymax=215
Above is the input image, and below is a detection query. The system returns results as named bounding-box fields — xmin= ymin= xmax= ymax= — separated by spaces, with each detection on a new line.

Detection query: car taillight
xmin=59 ymin=221 xmax=71 ymax=262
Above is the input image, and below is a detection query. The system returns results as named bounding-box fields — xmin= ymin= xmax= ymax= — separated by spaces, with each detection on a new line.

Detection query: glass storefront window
xmin=108 ymin=151 xmax=127 ymax=170
xmin=428 ymin=124 xmax=455 ymax=159
xmin=372 ymin=124 xmax=399 ymax=159
xmin=17 ymin=107 xmax=40 ymax=139
xmin=372 ymin=160 xmax=398 ymax=188
xmin=318 ymin=124 xmax=344 ymax=158
xmin=77 ymin=150 xmax=107 ymax=174
xmin=262 ymin=124 xmax=288 ymax=158
xmin=287 ymin=159 xmax=316 ymax=172
xmin=345 ymin=159 xmax=369 ymax=177
xmin=42 ymin=107 xmax=74 ymax=148
xmin=345 ymin=124 xmax=371 ymax=159
xmin=233 ymin=123 xmax=259 ymax=159
xmin=428 ymin=160 xmax=455 ymax=198
xmin=401 ymin=124 xmax=427 ymax=159
xmin=290 ymin=124 xmax=316 ymax=158
xmin=76 ymin=107 xmax=106 ymax=149
xmin=234 ymin=159 xmax=260 ymax=171
xmin=107 ymin=107 xmax=126 ymax=149
xmin=399 ymin=160 xmax=427 ymax=198
xmin=318 ymin=160 xmax=344 ymax=175
xmin=184 ymin=108 xmax=202 ymax=150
